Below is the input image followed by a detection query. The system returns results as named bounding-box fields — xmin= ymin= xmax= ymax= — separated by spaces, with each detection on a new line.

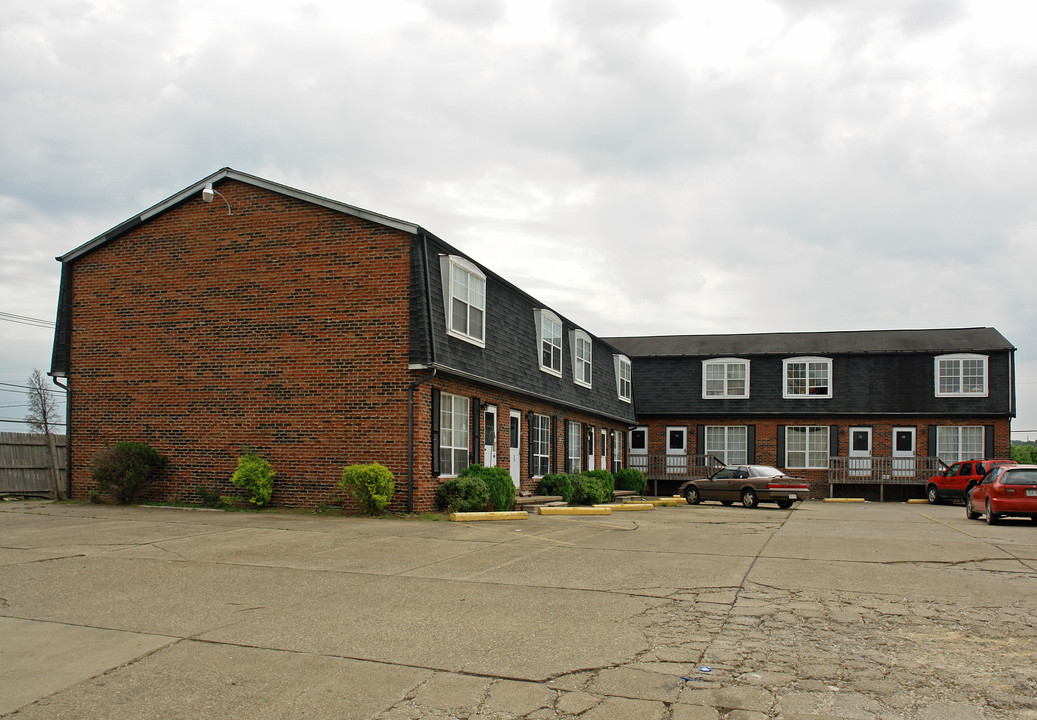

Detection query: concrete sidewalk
xmin=2 ymin=499 xmax=1036 ymax=719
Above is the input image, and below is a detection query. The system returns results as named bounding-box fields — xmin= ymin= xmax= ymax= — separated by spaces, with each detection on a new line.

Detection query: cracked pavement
xmin=1 ymin=499 xmax=1036 ymax=719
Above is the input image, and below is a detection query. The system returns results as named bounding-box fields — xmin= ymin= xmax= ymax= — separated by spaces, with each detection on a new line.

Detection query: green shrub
xmin=614 ymin=467 xmax=647 ymax=494
xmin=460 ymin=464 xmax=516 ymax=511
xmin=435 ymin=476 xmax=490 ymax=513
xmin=339 ymin=463 xmax=395 ymax=514
xmin=91 ymin=442 xmax=170 ymax=504
xmin=583 ymin=469 xmax=614 ymax=502
xmin=196 ymin=483 xmax=232 ymax=509
xmin=231 ymin=453 xmax=276 ymax=507
xmin=536 ymin=473 xmax=574 ymax=504
xmin=570 ymin=472 xmax=606 ymax=505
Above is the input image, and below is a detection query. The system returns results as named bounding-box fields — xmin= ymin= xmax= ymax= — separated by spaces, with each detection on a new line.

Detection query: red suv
xmin=926 ymin=459 xmax=1017 ymax=504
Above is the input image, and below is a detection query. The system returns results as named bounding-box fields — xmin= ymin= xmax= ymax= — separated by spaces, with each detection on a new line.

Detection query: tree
xmin=24 ymin=369 xmax=63 ymax=499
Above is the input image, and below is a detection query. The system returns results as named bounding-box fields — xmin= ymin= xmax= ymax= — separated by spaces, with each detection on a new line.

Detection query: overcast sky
xmin=3 ymin=0 xmax=1037 ymax=435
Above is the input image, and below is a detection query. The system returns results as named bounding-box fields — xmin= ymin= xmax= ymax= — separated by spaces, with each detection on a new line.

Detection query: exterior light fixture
xmin=201 ymin=182 xmax=232 ymax=215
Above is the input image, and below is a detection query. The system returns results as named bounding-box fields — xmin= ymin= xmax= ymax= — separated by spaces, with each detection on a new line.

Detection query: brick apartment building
xmin=49 ymin=169 xmax=1016 ymax=508
xmin=49 ymin=169 xmax=637 ymax=511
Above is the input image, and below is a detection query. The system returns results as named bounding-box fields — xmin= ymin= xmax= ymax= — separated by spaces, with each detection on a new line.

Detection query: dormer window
xmin=702 ymin=358 xmax=749 ymax=398
xmin=572 ymin=330 xmax=592 ymax=388
xmin=615 ymin=354 xmax=632 ymax=402
xmin=935 ymin=354 xmax=988 ymax=397
xmin=535 ymin=309 xmax=563 ymax=376
xmin=442 ymin=256 xmax=485 ymax=347
xmin=783 ymin=357 xmax=831 ymax=398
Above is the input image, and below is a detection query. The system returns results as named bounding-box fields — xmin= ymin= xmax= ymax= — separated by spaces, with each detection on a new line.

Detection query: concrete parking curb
xmin=823 ymin=498 xmax=867 ymax=503
xmin=448 ymin=511 xmax=529 ymax=522
xmin=593 ymin=503 xmax=655 ymax=511
xmin=537 ymin=506 xmax=612 ymax=515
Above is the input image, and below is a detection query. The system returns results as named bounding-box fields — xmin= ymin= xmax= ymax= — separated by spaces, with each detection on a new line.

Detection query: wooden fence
xmin=0 ymin=432 xmax=67 ymax=498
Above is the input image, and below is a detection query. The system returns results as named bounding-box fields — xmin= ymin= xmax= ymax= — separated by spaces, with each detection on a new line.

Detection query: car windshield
xmin=751 ymin=466 xmax=784 ymax=477
xmin=1002 ymin=470 xmax=1037 ymax=485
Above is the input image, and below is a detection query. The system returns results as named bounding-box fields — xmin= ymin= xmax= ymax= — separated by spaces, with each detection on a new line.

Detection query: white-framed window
xmin=443 ymin=256 xmax=486 ymax=347
xmin=611 ymin=429 xmax=622 ymax=474
xmin=703 ymin=358 xmax=749 ymax=398
xmin=935 ymin=354 xmax=988 ymax=397
xmin=936 ymin=426 xmax=985 ymax=464
xmin=532 ymin=413 xmax=551 ymax=477
xmin=572 ymin=330 xmax=592 ymax=388
xmin=439 ymin=392 xmax=470 ymax=476
xmin=705 ymin=426 xmax=748 ymax=465
xmin=783 ymin=357 xmax=832 ymax=398
xmin=615 ymin=354 xmax=632 ymax=402
xmin=786 ymin=426 xmax=829 ymax=469
xmin=535 ymin=309 xmax=563 ymax=376
xmin=566 ymin=420 xmax=582 ymax=473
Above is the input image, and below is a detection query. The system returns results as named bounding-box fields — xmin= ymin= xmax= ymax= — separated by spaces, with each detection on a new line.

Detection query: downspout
xmin=52 ymin=376 xmax=69 ymax=499
xmin=407 ymin=367 xmax=437 ymax=512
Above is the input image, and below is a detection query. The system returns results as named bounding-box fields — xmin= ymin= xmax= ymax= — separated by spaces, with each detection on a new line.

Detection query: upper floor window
xmin=535 ymin=309 xmax=563 ymax=376
xmin=703 ymin=358 xmax=749 ymax=398
xmin=783 ymin=357 xmax=832 ymax=398
xmin=615 ymin=355 xmax=632 ymax=402
xmin=572 ymin=330 xmax=592 ymax=388
xmin=935 ymin=354 xmax=988 ymax=397
xmin=443 ymin=256 xmax=485 ymax=347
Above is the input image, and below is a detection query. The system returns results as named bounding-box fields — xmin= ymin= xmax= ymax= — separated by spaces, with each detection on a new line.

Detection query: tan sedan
xmin=680 ymin=465 xmax=809 ymax=509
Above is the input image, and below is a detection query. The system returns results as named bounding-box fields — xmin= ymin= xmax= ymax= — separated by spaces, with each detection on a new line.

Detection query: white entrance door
xmin=509 ymin=410 xmax=521 ymax=488
xmin=586 ymin=426 xmax=595 ymax=471
xmin=483 ymin=405 xmax=497 ymax=468
xmin=849 ymin=427 xmax=872 ymax=477
xmin=666 ymin=426 xmax=688 ymax=474
xmin=892 ymin=427 xmax=916 ymax=477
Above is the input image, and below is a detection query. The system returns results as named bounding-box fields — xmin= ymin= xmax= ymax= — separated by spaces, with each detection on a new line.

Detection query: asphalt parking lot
xmin=1 ymin=498 xmax=1036 ymax=720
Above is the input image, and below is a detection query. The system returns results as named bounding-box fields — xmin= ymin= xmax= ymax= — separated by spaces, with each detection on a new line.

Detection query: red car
xmin=966 ymin=464 xmax=1037 ymax=524
xmin=926 ymin=459 xmax=1016 ymax=504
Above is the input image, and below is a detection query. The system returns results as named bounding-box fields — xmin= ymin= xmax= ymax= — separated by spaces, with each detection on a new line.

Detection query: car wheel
xmin=965 ymin=495 xmax=980 ymax=520
xmin=776 ymin=499 xmax=793 ymax=509
xmin=927 ymin=485 xmax=940 ymax=504
xmin=685 ymin=486 xmax=702 ymax=505
xmin=741 ymin=488 xmax=758 ymax=509
xmin=986 ymin=500 xmax=999 ymax=525
xmin=721 ymin=500 xmax=734 ymax=506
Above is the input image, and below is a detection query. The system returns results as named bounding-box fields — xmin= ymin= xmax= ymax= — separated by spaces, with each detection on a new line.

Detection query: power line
xmin=0 ymin=418 xmax=66 ymax=427
xmin=0 ymin=311 xmax=53 ymax=329
xmin=0 ymin=381 xmax=66 ymax=393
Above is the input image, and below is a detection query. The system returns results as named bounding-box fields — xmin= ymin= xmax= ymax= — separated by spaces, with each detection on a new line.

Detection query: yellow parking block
xmin=448 ymin=511 xmax=529 ymax=522
xmin=538 ymin=506 xmax=612 ymax=515
xmin=823 ymin=498 xmax=866 ymax=503
xmin=906 ymin=498 xmax=930 ymax=504
xmin=651 ymin=498 xmax=682 ymax=506
xmin=593 ymin=503 xmax=655 ymax=511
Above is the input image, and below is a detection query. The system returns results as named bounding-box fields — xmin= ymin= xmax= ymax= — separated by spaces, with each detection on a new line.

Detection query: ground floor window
xmin=786 ymin=426 xmax=829 ymax=469
xmin=706 ymin=426 xmax=747 ymax=465
xmin=532 ymin=414 xmax=551 ymax=477
xmin=566 ymin=421 xmax=582 ymax=473
xmin=439 ymin=392 xmax=469 ymax=476
xmin=936 ymin=426 xmax=984 ymax=464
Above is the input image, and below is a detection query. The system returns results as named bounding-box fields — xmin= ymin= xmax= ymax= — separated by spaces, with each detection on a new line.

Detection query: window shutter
xmin=431 ymin=389 xmax=441 ymax=476
xmin=696 ymin=425 xmax=705 ymax=456
xmin=551 ymin=415 xmax=558 ymax=474
xmin=776 ymin=425 xmax=785 ymax=468
xmin=985 ymin=425 xmax=995 ymax=458
xmin=928 ymin=425 xmax=937 ymax=457
xmin=747 ymin=425 xmax=756 ymax=464
xmin=471 ymin=397 xmax=481 ymax=464
xmin=829 ymin=426 xmax=839 ymax=460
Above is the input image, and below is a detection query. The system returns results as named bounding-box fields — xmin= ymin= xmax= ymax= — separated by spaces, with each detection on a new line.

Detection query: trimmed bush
xmin=460 ymin=464 xmax=516 ymax=511
xmin=614 ymin=467 xmax=647 ymax=495
xmin=91 ymin=442 xmax=170 ymax=504
xmin=340 ymin=462 xmax=395 ymax=514
xmin=435 ymin=476 xmax=490 ymax=513
xmin=231 ymin=453 xmax=277 ymax=507
xmin=583 ymin=469 xmax=614 ymax=502
xmin=536 ymin=473 xmax=574 ymax=504
xmin=570 ymin=472 xmax=606 ymax=505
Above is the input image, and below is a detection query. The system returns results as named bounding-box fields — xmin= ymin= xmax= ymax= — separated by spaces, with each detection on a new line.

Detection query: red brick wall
xmin=633 ymin=416 xmax=1012 ymax=498
xmin=69 ymin=180 xmax=416 ymax=510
